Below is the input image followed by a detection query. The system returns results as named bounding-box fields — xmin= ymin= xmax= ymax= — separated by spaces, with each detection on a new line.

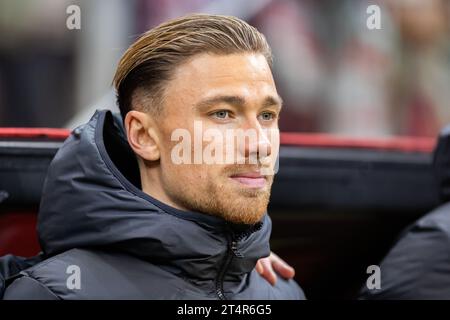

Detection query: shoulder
xmin=273 ymin=277 xmax=306 ymax=300
xmin=3 ymin=275 xmax=59 ymax=300
xmin=4 ymin=248 xmax=184 ymax=300
xmin=360 ymin=203 xmax=450 ymax=299
xmin=3 ymin=248 xmax=103 ymax=300
xmin=415 ymin=202 xmax=450 ymax=237
xmin=235 ymin=270 xmax=306 ymax=300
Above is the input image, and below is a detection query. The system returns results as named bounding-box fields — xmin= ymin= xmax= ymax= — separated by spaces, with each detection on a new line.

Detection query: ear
xmin=125 ymin=110 xmax=161 ymax=161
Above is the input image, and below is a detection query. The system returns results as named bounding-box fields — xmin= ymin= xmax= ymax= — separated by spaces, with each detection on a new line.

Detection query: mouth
xmin=229 ymin=171 xmax=267 ymax=188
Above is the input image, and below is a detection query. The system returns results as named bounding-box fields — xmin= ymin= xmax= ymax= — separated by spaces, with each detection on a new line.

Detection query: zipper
xmin=215 ymin=232 xmax=238 ymax=300
xmin=215 ymin=222 xmax=257 ymax=300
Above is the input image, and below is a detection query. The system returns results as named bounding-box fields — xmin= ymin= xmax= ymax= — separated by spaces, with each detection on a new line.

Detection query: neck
xmin=139 ymin=160 xmax=190 ymax=211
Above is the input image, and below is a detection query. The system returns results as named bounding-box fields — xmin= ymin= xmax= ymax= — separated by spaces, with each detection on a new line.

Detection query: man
xmin=3 ymin=14 xmax=304 ymax=299
xmin=359 ymin=125 xmax=450 ymax=299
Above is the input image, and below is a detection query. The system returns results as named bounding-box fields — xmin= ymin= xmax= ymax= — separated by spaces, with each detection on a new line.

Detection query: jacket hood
xmin=37 ymin=110 xmax=271 ymax=281
xmin=434 ymin=124 xmax=450 ymax=202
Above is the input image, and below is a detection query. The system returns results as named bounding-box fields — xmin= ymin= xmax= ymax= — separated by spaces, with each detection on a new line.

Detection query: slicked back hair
xmin=113 ymin=14 xmax=273 ymax=121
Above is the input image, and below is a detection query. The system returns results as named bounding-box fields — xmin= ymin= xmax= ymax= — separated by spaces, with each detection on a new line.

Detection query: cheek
xmin=162 ymin=161 xmax=212 ymax=186
xmin=176 ymin=165 xmax=224 ymax=191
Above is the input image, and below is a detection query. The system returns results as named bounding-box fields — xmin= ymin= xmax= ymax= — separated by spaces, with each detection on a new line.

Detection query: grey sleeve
xmin=3 ymin=276 xmax=59 ymax=300
xmin=359 ymin=223 xmax=450 ymax=300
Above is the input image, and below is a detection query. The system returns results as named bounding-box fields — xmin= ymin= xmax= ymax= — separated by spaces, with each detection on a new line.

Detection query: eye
xmin=211 ymin=110 xmax=230 ymax=119
xmin=259 ymin=112 xmax=276 ymax=121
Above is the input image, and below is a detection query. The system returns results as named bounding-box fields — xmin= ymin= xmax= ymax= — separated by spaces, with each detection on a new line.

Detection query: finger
xmin=255 ymin=260 xmax=264 ymax=275
xmin=270 ymin=253 xmax=295 ymax=279
xmin=261 ymin=257 xmax=277 ymax=286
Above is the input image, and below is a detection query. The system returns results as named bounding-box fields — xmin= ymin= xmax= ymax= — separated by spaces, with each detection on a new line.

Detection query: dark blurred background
xmin=1 ymin=0 xmax=449 ymax=137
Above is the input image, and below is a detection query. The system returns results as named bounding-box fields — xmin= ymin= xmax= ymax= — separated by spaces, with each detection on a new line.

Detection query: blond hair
xmin=113 ymin=13 xmax=272 ymax=120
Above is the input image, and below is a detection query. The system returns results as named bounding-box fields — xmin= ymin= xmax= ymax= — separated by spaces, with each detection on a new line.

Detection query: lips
xmin=230 ymin=172 xmax=267 ymax=188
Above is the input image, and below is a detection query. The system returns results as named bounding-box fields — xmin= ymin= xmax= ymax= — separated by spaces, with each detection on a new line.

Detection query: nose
xmin=237 ymin=119 xmax=272 ymax=164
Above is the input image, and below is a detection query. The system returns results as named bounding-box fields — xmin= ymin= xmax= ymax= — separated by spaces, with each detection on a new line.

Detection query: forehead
xmin=166 ymin=53 xmax=277 ymax=101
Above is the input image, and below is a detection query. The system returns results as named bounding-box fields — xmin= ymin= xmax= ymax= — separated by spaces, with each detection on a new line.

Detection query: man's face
xmin=148 ymin=53 xmax=281 ymax=225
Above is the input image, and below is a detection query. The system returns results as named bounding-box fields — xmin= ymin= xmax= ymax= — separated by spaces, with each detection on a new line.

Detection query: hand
xmin=255 ymin=252 xmax=295 ymax=286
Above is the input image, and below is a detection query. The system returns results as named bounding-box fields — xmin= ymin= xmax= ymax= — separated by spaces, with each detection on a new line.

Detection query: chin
xmin=219 ymin=197 xmax=269 ymax=225
xmin=227 ymin=189 xmax=270 ymax=223
xmin=226 ymin=211 xmax=266 ymax=225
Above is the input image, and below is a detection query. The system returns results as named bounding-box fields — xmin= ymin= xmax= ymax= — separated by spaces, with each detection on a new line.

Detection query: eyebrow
xmin=194 ymin=94 xmax=283 ymax=112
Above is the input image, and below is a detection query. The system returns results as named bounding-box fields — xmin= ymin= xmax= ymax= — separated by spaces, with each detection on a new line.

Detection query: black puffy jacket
xmin=3 ymin=110 xmax=305 ymax=300
xmin=359 ymin=125 xmax=450 ymax=299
